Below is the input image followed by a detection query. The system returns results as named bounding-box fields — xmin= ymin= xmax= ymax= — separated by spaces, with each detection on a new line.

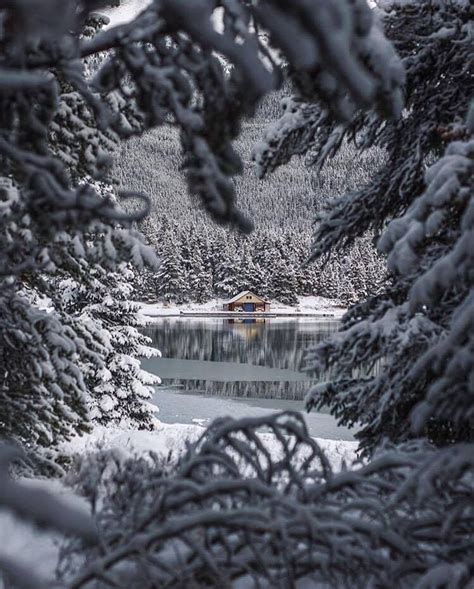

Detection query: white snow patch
xmin=100 ymin=0 xmax=152 ymax=28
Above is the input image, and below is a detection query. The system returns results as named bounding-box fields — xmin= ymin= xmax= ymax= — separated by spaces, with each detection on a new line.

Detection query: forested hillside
xmin=114 ymin=95 xmax=386 ymax=305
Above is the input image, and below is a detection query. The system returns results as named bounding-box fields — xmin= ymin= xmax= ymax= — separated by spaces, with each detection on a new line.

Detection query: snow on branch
xmin=300 ymin=2 xmax=473 ymax=458
xmin=302 ymin=0 xmax=472 ymax=254
xmin=1 ymin=0 xmax=403 ymax=234
xmin=379 ymin=136 xmax=474 ymax=438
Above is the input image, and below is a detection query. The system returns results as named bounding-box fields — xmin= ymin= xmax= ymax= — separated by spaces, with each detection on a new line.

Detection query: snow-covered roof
xmin=224 ymin=290 xmax=268 ymax=304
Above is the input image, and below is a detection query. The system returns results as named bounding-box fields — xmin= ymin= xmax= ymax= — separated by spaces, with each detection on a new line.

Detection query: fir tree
xmin=214 ymin=252 xmax=240 ymax=298
xmin=238 ymin=246 xmax=262 ymax=294
xmin=269 ymin=257 xmax=299 ymax=305
xmin=156 ymin=235 xmax=188 ymax=303
xmin=299 ymin=0 xmax=474 ymax=453
xmin=55 ymin=264 xmax=161 ymax=430
xmin=187 ymin=243 xmax=213 ymax=303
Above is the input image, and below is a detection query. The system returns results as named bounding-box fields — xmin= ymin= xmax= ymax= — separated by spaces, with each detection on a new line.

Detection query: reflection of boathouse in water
xmin=223 ymin=291 xmax=270 ymax=313
xmin=227 ymin=317 xmax=266 ymax=341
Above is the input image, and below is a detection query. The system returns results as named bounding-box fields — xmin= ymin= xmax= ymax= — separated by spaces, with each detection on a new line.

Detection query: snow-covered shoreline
xmin=139 ymin=296 xmax=346 ymax=321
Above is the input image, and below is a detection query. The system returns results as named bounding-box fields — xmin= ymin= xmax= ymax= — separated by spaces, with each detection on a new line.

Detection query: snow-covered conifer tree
xmin=269 ymin=257 xmax=299 ymax=305
xmin=55 ymin=263 xmax=160 ymax=430
xmin=0 ymin=182 xmax=92 ymax=450
xmin=297 ymin=0 xmax=474 ymax=453
xmin=214 ymin=251 xmax=240 ymax=298
xmin=238 ymin=246 xmax=262 ymax=294
xmin=156 ymin=235 xmax=188 ymax=303
xmin=187 ymin=243 xmax=213 ymax=303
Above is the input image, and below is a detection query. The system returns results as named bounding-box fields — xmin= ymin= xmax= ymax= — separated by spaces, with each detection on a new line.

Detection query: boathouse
xmin=223 ymin=291 xmax=270 ymax=313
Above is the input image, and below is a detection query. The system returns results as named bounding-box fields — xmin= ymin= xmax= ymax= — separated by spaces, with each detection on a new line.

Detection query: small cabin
xmin=223 ymin=291 xmax=270 ymax=313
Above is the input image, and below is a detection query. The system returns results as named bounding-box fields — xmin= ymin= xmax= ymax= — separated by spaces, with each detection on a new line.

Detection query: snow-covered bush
xmin=59 ymin=412 xmax=474 ymax=588
xmin=0 ymin=444 xmax=97 ymax=588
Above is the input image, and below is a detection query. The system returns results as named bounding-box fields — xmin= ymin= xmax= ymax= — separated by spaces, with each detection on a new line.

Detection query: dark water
xmin=141 ymin=317 xmax=339 ymax=400
xmin=141 ymin=317 xmax=357 ymax=440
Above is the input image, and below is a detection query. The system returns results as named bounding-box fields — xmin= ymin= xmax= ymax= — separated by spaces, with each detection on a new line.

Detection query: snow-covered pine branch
xmin=304 ymin=26 xmax=473 ymax=455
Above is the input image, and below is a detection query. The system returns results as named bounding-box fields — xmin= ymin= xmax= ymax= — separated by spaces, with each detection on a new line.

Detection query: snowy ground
xmin=140 ymin=296 xmax=346 ymax=320
xmin=0 ymin=422 xmax=357 ymax=588
xmin=63 ymin=421 xmax=358 ymax=470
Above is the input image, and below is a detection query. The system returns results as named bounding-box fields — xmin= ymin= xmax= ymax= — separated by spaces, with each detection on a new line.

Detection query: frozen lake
xmin=142 ymin=317 xmax=355 ymax=440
